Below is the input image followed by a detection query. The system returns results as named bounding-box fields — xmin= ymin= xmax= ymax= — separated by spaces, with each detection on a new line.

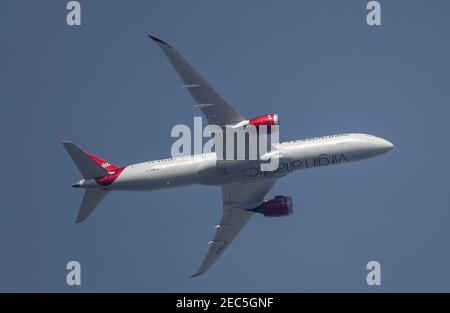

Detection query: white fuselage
xmin=80 ymin=133 xmax=393 ymax=191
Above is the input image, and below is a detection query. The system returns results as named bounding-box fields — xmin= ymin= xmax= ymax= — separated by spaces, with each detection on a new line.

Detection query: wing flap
xmin=191 ymin=178 xmax=277 ymax=277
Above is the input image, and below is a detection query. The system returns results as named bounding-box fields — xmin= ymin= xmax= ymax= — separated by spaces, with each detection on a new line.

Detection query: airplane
xmin=63 ymin=34 xmax=394 ymax=277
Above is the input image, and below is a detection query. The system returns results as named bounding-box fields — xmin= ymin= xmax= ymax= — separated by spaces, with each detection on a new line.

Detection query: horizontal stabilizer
xmin=77 ymin=189 xmax=109 ymax=223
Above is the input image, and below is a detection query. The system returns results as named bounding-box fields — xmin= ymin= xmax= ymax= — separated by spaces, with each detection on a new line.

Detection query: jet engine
xmin=248 ymin=195 xmax=293 ymax=217
xmin=232 ymin=114 xmax=279 ymax=130
xmin=248 ymin=114 xmax=279 ymax=127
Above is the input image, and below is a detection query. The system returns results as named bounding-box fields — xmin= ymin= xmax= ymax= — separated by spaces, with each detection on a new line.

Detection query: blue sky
xmin=1 ymin=0 xmax=450 ymax=291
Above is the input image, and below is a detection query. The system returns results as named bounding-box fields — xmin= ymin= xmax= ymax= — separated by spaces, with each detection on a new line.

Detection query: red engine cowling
xmin=248 ymin=114 xmax=279 ymax=127
xmin=249 ymin=195 xmax=293 ymax=217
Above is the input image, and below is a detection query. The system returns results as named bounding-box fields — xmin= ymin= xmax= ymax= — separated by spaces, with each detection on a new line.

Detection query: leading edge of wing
xmin=189 ymin=208 xmax=253 ymax=278
xmin=147 ymin=32 xmax=245 ymax=126
xmin=190 ymin=179 xmax=277 ymax=278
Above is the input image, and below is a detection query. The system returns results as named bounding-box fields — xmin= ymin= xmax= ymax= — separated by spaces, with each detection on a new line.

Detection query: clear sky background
xmin=1 ymin=0 xmax=449 ymax=292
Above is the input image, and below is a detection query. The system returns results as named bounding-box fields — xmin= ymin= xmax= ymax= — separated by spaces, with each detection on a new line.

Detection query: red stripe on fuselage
xmin=95 ymin=166 xmax=126 ymax=186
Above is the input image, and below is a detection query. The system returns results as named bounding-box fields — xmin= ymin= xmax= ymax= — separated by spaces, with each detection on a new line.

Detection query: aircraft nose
xmin=371 ymin=137 xmax=394 ymax=155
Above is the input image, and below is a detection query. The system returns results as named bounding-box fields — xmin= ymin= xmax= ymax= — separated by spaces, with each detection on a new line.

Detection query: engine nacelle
xmin=231 ymin=114 xmax=279 ymax=133
xmin=249 ymin=195 xmax=293 ymax=217
xmin=248 ymin=114 xmax=279 ymax=127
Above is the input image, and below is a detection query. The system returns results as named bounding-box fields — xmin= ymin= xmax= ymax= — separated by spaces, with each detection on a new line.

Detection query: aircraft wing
xmin=191 ymin=178 xmax=277 ymax=277
xmin=148 ymin=34 xmax=245 ymax=126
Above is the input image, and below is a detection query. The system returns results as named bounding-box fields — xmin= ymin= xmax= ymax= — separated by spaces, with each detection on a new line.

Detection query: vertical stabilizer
xmin=62 ymin=142 xmax=109 ymax=179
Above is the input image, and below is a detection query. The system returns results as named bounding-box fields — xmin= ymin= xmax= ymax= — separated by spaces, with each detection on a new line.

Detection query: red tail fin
xmin=84 ymin=152 xmax=119 ymax=172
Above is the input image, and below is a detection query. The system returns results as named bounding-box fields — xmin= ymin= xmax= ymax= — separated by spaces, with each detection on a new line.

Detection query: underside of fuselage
xmin=70 ymin=133 xmax=393 ymax=192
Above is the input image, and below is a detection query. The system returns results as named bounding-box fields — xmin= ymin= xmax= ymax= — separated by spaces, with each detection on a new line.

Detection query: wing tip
xmin=62 ymin=141 xmax=73 ymax=147
xmin=189 ymin=272 xmax=204 ymax=278
xmin=147 ymin=33 xmax=171 ymax=47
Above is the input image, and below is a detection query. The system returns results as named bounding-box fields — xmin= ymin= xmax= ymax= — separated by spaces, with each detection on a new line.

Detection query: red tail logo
xmin=84 ymin=152 xmax=119 ymax=172
xmin=84 ymin=151 xmax=125 ymax=186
